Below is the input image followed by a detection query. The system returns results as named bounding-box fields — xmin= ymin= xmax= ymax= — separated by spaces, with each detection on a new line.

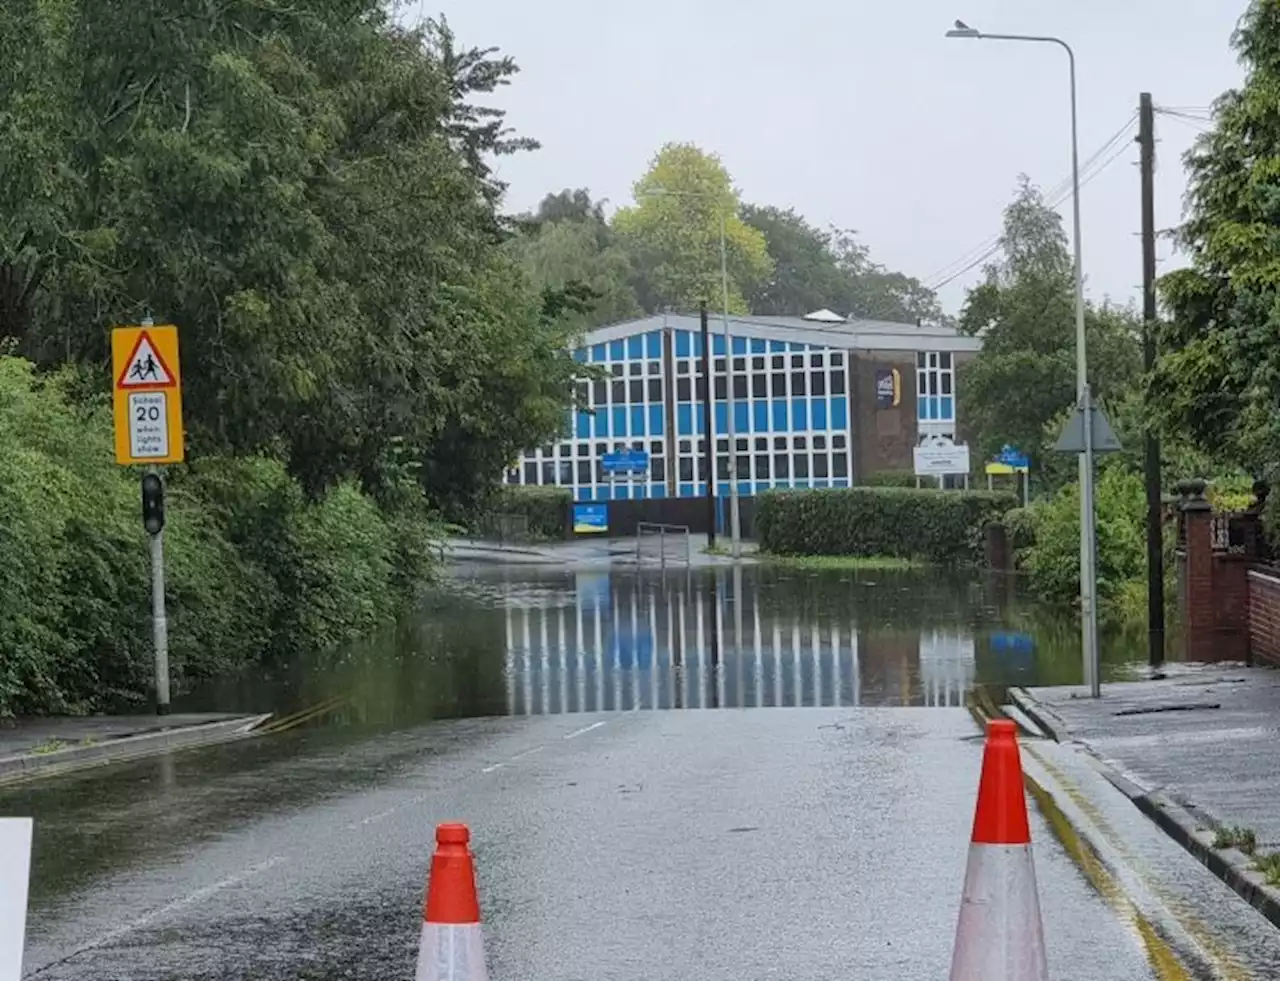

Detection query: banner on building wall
xmin=875 ymin=367 xmax=901 ymax=409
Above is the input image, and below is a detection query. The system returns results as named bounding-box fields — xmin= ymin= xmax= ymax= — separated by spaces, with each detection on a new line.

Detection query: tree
xmin=612 ymin=143 xmax=772 ymax=313
xmin=1 ymin=1 xmax=576 ymax=508
xmin=1151 ymin=1 xmax=1280 ymax=479
xmin=958 ymin=177 xmax=1140 ymax=471
xmin=506 ymin=189 xmax=642 ymax=330
xmin=741 ymin=206 xmax=943 ymax=323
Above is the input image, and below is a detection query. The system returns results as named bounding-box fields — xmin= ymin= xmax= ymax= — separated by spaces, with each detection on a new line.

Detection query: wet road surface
xmin=13 ymin=708 xmax=1168 ymax=980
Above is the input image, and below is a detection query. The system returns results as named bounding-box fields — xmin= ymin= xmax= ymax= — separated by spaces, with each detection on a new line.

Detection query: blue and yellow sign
xmin=875 ymin=367 xmax=902 ymax=409
xmin=573 ymin=503 xmax=608 ymax=535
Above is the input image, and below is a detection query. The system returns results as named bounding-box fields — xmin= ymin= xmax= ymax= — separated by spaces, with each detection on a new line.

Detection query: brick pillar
xmin=1178 ymin=479 xmax=1215 ymax=662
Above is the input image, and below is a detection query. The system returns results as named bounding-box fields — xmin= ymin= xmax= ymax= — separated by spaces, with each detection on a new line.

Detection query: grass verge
xmin=756 ymin=553 xmax=926 ymax=572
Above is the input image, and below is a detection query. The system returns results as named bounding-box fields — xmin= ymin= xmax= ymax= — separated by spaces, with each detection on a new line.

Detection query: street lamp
xmin=638 ymin=186 xmax=742 ymax=558
xmin=946 ymin=19 xmax=1101 ymax=697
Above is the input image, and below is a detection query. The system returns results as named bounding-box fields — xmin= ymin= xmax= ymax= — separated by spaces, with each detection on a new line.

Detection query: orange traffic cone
xmin=416 ymin=824 xmax=489 ymax=981
xmin=948 ymin=719 xmax=1048 ymax=981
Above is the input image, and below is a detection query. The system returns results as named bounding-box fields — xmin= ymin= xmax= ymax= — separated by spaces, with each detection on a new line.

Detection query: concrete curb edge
xmin=0 ymin=714 xmax=270 ymax=784
xmin=1007 ymin=686 xmax=1280 ymax=932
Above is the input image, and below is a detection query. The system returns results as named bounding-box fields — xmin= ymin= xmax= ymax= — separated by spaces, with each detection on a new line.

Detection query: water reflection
xmin=499 ymin=569 xmax=977 ymax=712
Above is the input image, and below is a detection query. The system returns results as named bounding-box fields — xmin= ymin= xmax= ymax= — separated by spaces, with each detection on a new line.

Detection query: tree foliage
xmin=0 ymin=2 xmax=577 ymax=505
xmin=958 ymin=178 xmax=1141 ymax=472
xmin=612 ymin=143 xmax=773 ymax=314
xmin=1151 ymin=1 xmax=1280 ymax=475
xmin=741 ymin=206 xmax=943 ymax=323
xmin=506 ymin=189 xmax=643 ymax=330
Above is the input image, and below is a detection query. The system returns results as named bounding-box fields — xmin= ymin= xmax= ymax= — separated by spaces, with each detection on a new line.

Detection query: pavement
xmin=8 ymin=708 xmax=1175 ymax=980
xmin=0 ymin=714 xmax=268 ymax=784
xmin=1011 ymin=662 xmax=1280 ymax=932
xmin=446 ymin=534 xmax=757 ymax=570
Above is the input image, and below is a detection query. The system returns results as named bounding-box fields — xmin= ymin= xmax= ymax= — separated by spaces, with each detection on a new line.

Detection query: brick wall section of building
xmin=850 ymin=351 xmax=918 ymax=479
xmin=1249 ymin=570 xmax=1280 ymax=666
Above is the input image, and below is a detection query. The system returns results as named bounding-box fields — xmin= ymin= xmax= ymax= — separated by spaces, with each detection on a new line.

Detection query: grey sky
xmin=410 ymin=0 xmax=1245 ymax=317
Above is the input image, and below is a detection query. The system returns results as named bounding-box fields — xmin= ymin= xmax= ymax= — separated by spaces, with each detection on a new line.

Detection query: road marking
xmin=480 ymin=762 xmax=505 ymax=774
xmin=509 ymin=746 xmax=544 ymax=762
xmin=32 ymin=856 xmax=286 ymax=974
xmin=564 ymin=721 xmax=607 ymax=740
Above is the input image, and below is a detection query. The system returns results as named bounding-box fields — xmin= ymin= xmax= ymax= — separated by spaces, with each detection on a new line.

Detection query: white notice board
xmin=0 ymin=818 xmax=33 ymax=981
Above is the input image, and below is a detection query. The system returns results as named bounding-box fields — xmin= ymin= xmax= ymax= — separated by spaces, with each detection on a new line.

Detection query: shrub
xmin=756 ymin=487 xmax=1018 ymax=564
xmin=1002 ymin=506 xmax=1038 ymax=552
xmin=0 ymin=356 xmax=440 ymax=716
xmin=482 ymin=485 xmax=570 ymax=540
xmin=1021 ymin=468 xmax=1150 ymax=607
xmin=859 ymin=469 xmax=917 ymax=488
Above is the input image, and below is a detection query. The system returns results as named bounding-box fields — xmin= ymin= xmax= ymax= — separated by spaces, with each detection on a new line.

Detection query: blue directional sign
xmin=602 ymin=448 xmax=649 ymax=475
xmin=997 ymin=445 xmax=1031 ymax=470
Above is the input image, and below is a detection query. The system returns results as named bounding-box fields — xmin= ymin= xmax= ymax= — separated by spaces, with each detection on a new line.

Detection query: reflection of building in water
xmin=918 ymin=630 xmax=976 ymax=707
xmin=501 ymin=573 xmax=977 ymax=714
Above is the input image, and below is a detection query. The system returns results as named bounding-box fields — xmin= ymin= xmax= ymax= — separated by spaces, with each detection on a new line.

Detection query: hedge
xmin=756 ymin=487 xmax=1018 ymax=564
xmin=483 ymin=485 xmax=571 ymax=540
xmin=858 ymin=469 xmax=918 ymax=489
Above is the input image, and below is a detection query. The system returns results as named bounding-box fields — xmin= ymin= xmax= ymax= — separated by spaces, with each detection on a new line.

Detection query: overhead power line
xmin=923 ymin=113 xmax=1140 ymax=292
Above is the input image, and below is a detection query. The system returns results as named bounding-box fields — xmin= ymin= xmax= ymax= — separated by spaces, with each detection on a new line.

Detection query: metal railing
xmin=471 ymin=511 xmax=531 ymax=546
xmin=636 ymin=522 xmax=692 ymax=567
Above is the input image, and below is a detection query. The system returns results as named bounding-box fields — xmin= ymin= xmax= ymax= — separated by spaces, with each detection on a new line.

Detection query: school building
xmin=504 ymin=310 xmax=982 ymax=512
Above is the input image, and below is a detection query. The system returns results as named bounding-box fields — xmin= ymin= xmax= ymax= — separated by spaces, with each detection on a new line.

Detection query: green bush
xmin=0 ymin=356 xmax=440 ymax=716
xmin=859 ymin=469 xmax=918 ymax=488
xmin=1020 ymin=468 xmax=1154 ymax=607
xmin=756 ymin=487 xmax=1018 ymax=564
xmin=482 ymin=485 xmax=570 ymax=539
xmin=1002 ymin=506 xmax=1038 ymax=552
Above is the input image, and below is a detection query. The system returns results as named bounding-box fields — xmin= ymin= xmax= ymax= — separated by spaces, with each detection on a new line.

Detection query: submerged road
xmin=10 ymin=708 xmax=1170 ymax=979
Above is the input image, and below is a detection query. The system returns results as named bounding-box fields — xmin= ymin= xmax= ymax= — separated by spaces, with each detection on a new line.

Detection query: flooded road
xmin=175 ymin=563 xmax=1156 ymax=723
xmin=5 ymin=564 xmax=1181 ymax=979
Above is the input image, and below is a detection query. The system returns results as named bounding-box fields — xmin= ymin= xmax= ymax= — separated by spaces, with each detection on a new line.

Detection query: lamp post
xmin=946 ymin=20 xmax=1100 ymax=697
xmin=639 ymin=187 xmax=741 ymax=558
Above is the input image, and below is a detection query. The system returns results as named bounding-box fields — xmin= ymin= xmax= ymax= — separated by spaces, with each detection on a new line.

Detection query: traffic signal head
xmin=141 ymin=473 xmax=165 ymax=535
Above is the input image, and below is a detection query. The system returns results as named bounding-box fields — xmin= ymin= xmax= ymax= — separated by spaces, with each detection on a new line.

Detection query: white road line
xmin=44 ymin=856 xmax=286 ymax=967
xmin=564 ymin=721 xmax=607 ymax=740
xmin=509 ymin=746 xmax=544 ymax=762
xmin=480 ymin=762 xmax=505 ymax=774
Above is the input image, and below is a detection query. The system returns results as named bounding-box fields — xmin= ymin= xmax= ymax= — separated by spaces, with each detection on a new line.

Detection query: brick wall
xmin=1250 ymin=570 xmax=1280 ymax=666
xmin=1179 ymin=507 xmax=1251 ymax=662
xmin=850 ymin=351 xmax=918 ymax=479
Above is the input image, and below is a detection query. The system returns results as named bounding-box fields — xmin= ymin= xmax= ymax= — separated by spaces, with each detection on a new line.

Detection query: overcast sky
xmin=406 ymin=0 xmax=1246 ymax=317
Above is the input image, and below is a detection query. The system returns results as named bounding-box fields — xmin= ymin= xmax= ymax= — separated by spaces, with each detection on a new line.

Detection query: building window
xmin=917 ymin=351 xmax=957 ymax=424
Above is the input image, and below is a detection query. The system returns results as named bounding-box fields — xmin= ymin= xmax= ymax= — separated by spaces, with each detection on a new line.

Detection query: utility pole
xmin=1139 ymin=92 xmax=1165 ymax=670
xmin=699 ymin=303 xmax=717 ymax=548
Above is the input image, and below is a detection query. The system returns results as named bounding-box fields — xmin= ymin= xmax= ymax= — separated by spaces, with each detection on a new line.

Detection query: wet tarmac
xmin=3 ymin=567 xmax=1205 ymax=978
xmin=14 ymin=710 xmax=1168 ymax=980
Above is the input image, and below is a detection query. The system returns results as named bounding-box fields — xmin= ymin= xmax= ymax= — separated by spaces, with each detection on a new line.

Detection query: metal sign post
xmin=112 ymin=315 xmax=184 ymax=715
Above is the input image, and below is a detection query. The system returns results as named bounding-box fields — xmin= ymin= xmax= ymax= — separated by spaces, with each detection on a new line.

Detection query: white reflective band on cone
xmin=949 ymin=844 xmax=1048 ymax=981
xmin=415 ymin=922 xmax=489 ymax=981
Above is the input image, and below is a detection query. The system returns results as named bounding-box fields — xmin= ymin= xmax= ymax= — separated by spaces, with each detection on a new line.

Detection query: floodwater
xmin=176 ymin=563 xmax=1159 ymax=726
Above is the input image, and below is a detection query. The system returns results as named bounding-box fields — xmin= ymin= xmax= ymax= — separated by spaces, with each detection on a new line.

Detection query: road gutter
xmin=0 ymin=714 xmax=269 ymax=786
xmin=1007 ymin=685 xmax=1280 ymax=934
xmin=967 ymin=696 xmax=1199 ymax=980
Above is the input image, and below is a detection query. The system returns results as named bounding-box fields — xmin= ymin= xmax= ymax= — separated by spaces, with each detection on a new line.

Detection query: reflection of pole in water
xmin=575 ymin=594 xmax=586 ymax=716
xmin=538 ymin=604 xmax=550 ymax=716
xmin=851 ymin=623 xmax=861 ymax=707
xmin=674 ymin=586 xmax=686 ymax=710
xmin=831 ymin=624 xmax=841 ymax=709
xmin=649 ymin=584 xmax=660 ymax=711
xmin=791 ymin=619 xmax=802 ymax=709
xmin=811 ymin=622 xmax=822 ymax=708
xmin=593 ymin=599 xmax=605 ymax=715
xmin=733 ymin=566 xmax=745 ymax=709
xmin=629 ymin=585 xmax=641 ymax=712
xmin=521 ymin=607 xmax=533 ymax=716
xmin=505 ymin=608 xmax=516 ymax=716
xmin=753 ymin=599 xmax=764 ymax=709
xmin=710 ymin=575 xmax=724 ymax=710
xmin=611 ymin=583 xmax=622 ymax=712
xmin=694 ymin=584 xmax=706 ymax=710
xmin=772 ymin=623 xmax=783 ymax=708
